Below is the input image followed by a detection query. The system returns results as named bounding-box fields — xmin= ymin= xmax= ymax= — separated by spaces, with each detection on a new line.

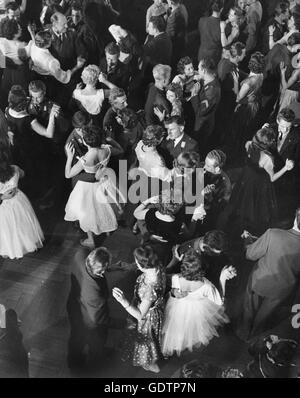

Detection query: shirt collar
xmin=174 ymin=133 xmax=184 ymax=147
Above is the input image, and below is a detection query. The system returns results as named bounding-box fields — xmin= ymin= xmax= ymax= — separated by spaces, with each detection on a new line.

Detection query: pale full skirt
xmin=64 ymin=180 xmax=119 ymax=235
xmin=162 ymin=296 xmax=229 ymax=356
xmin=0 ymin=190 xmax=44 ymax=259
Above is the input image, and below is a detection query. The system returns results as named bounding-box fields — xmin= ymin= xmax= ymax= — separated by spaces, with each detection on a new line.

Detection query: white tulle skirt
xmin=64 ymin=179 xmax=120 ymax=235
xmin=0 ymin=190 xmax=44 ymax=259
xmin=162 ymin=296 xmax=229 ymax=356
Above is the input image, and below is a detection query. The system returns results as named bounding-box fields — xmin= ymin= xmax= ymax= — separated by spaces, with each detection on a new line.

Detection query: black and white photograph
xmin=0 ymin=0 xmax=299 ymax=381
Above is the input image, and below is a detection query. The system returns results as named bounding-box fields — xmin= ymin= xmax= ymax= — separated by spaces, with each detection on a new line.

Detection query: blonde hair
xmin=153 ymin=64 xmax=171 ymax=82
xmin=81 ymin=64 xmax=100 ymax=86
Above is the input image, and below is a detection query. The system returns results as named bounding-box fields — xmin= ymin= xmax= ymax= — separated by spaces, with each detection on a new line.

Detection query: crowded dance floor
xmin=0 ymin=0 xmax=299 ymax=379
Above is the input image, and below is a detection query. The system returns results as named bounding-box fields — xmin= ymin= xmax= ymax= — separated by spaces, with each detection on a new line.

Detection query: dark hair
xmin=230 ymin=41 xmax=245 ymax=57
xmin=207 ymin=149 xmax=227 ymax=168
xmin=8 ymin=85 xmax=28 ymax=112
xmin=253 ymin=126 xmax=276 ymax=150
xmin=105 ymin=41 xmax=120 ymax=55
xmin=177 ymin=56 xmax=193 ymax=74
xmin=6 ymin=1 xmax=19 ymax=11
xmin=296 ymin=207 xmax=300 ymax=229
xmin=0 ymin=18 xmax=19 ymax=40
xmin=157 ymin=189 xmax=183 ymax=216
xmin=274 ymin=2 xmax=289 ymax=16
xmin=277 ymin=108 xmax=295 ymax=123
xmin=85 ymin=247 xmax=111 ymax=277
xmin=142 ymin=125 xmax=165 ymax=147
xmin=203 ymin=230 xmax=228 ymax=252
xmin=248 ymin=52 xmax=265 ymax=74
xmin=133 ymin=245 xmax=161 ymax=269
xmin=164 ymin=115 xmax=185 ymax=126
xmin=0 ymin=148 xmax=13 ymax=184
xmin=211 ymin=0 xmax=224 ymax=13
xmin=71 ymin=2 xmax=83 ymax=13
xmin=177 ymin=151 xmax=201 ymax=169
xmin=149 ymin=15 xmax=166 ymax=32
xmin=117 ymin=108 xmax=138 ymax=129
xmin=82 ymin=125 xmax=102 ymax=147
xmin=180 ymin=248 xmax=206 ymax=281
xmin=166 ymin=82 xmax=183 ymax=100
xmin=34 ymin=30 xmax=52 ymax=48
xmin=29 ymin=80 xmax=46 ymax=93
xmin=72 ymin=110 xmax=91 ymax=128
xmin=199 ymin=57 xmax=216 ymax=75
xmin=287 ymin=31 xmax=300 ymax=46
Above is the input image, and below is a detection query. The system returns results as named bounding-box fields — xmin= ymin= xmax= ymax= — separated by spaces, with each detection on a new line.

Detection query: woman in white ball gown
xmin=162 ymin=248 xmax=237 ymax=357
xmin=0 ymin=156 xmax=44 ymax=259
xmin=64 ymin=125 xmax=124 ymax=248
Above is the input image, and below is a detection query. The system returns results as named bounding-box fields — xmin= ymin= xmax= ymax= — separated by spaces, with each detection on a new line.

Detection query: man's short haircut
xmin=211 ymin=0 xmax=224 ymax=13
xmin=275 ymin=2 xmax=289 ymax=16
xmin=105 ymin=41 xmax=120 ymax=55
xmin=29 ymin=80 xmax=46 ymax=93
xmin=277 ymin=108 xmax=295 ymax=123
xmin=50 ymin=11 xmax=64 ymax=25
xmin=152 ymin=64 xmax=171 ymax=82
xmin=34 ymin=30 xmax=52 ymax=48
xmin=203 ymin=230 xmax=228 ymax=252
xmin=85 ymin=247 xmax=111 ymax=277
xmin=199 ymin=57 xmax=216 ymax=75
xmin=108 ymin=87 xmax=126 ymax=105
xmin=149 ymin=15 xmax=166 ymax=32
xmin=6 ymin=1 xmax=19 ymax=11
xmin=207 ymin=149 xmax=227 ymax=168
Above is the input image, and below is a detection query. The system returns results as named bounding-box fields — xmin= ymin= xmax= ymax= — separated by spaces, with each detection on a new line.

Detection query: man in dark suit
xmin=47 ymin=11 xmax=86 ymax=106
xmin=67 ymin=247 xmax=112 ymax=374
xmin=142 ymin=15 xmax=172 ymax=84
xmin=160 ymin=115 xmax=199 ymax=168
xmin=190 ymin=57 xmax=221 ymax=156
xmin=99 ymin=42 xmax=131 ymax=91
xmin=144 ymin=64 xmax=171 ymax=126
xmin=238 ymin=207 xmax=300 ymax=341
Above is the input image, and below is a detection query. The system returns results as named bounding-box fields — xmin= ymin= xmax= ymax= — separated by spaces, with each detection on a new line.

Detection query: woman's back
xmin=81 ymin=145 xmax=111 ymax=173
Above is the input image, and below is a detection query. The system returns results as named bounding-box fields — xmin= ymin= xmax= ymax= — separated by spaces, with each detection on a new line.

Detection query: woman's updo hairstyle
xmin=82 ymin=125 xmax=102 ymax=148
xmin=177 ymin=56 xmax=193 ymax=74
xmin=166 ymin=82 xmax=183 ymax=100
xmin=180 ymin=248 xmax=207 ymax=281
xmin=253 ymin=126 xmax=276 ymax=150
xmin=81 ymin=64 xmax=100 ymax=86
xmin=142 ymin=125 xmax=165 ymax=147
xmin=8 ymin=85 xmax=28 ymax=112
xmin=248 ymin=51 xmax=265 ymax=74
xmin=34 ymin=30 xmax=52 ymax=48
xmin=0 ymin=18 xmax=19 ymax=40
xmin=133 ymin=245 xmax=161 ymax=269
xmin=117 ymin=108 xmax=138 ymax=129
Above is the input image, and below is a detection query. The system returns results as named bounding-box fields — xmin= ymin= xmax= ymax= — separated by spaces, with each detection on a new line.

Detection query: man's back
xmin=143 ymin=33 xmax=172 ymax=67
xmin=67 ymin=249 xmax=109 ymax=329
xmin=198 ymin=16 xmax=221 ymax=64
xmin=247 ymin=228 xmax=300 ymax=298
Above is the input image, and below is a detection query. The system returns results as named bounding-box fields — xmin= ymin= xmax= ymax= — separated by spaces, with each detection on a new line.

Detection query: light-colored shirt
xmin=26 ymin=41 xmax=71 ymax=84
xmin=73 ymin=89 xmax=105 ymax=115
xmin=0 ymin=38 xmax=26 ymax=66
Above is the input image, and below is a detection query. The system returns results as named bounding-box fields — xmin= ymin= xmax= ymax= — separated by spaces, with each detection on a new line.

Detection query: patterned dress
xmin=121 ymin=267 xmax=166 ymax=368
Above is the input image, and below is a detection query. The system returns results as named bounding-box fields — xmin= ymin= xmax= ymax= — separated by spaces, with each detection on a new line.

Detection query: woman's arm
xmin=219 ymin=266 xmax=237 ymax=300
xmin=220 ymin=22 xmax=239 ymax=48
xmin=282 ymin=68 xmax=300 ymax=90
xmin=64 ymin=142 xmax=84 ymax=179
xmin=133 ymin=195 xmax=160 ymax=220
xmin=236 ymin=82 xmax=250 ymax=102
xmin=263 ymin=154 xmax=293 ymax=182
xmin=112 ymin=287 xmax=153 ymax=322
xmin=99 ymin=72 xmax=117 ymax=90
xmin=31 ymin=106 xmax=58 ymax=139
